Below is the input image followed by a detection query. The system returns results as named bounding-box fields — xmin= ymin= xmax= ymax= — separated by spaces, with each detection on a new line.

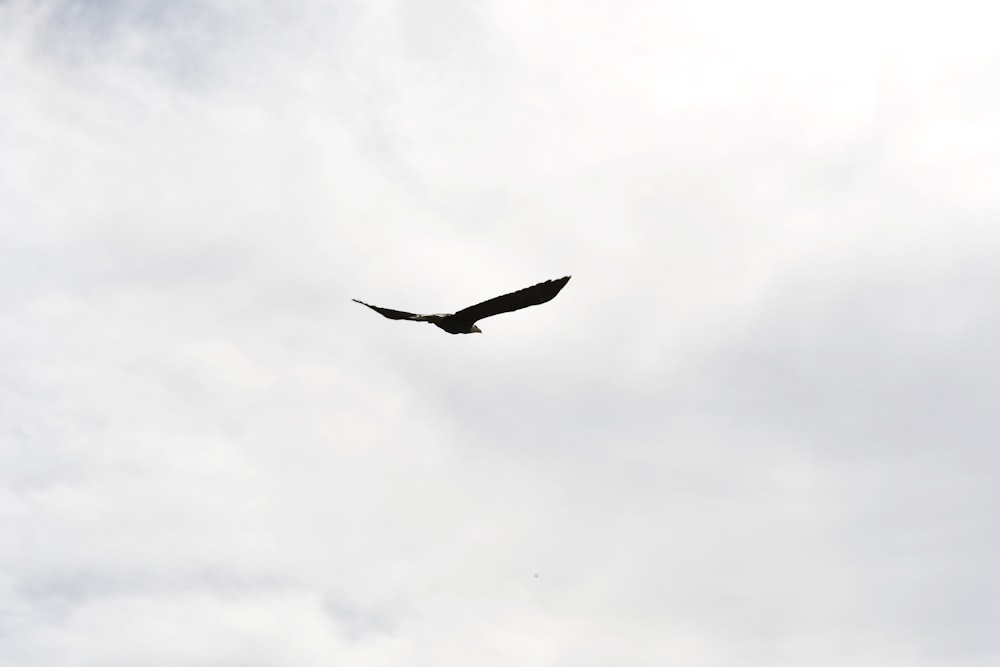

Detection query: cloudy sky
xmin=3 ymin=0 xmax=999 ymax=665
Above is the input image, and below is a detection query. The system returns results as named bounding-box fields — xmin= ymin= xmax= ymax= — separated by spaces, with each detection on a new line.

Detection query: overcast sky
xmin=3 ymin=1 xmax=1000 ymax=665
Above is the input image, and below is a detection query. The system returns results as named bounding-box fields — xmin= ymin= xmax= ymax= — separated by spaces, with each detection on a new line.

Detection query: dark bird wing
xmin=351 ymin=299 xmax=422 ymax=321
xmin=451 ymin=276 xmax=571 ymax=324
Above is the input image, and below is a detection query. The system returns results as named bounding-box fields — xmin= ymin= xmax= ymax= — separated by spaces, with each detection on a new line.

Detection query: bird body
xmin=353 ymin=276 xmax=571 ymax=334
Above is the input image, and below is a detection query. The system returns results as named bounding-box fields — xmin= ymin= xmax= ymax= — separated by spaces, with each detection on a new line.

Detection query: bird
xmin=353 ymin=276 xmax=571 ymax=334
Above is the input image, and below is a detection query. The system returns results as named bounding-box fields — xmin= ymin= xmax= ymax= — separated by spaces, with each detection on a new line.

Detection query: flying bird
xmin=353 ymin=276 xmax=571 ymax=334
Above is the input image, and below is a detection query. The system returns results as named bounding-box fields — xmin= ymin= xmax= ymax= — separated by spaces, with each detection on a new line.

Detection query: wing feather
xmin=352 ymin=299 xmax=422 ymax=321
xmin=451 ymin=276 xmax=571 ymax=324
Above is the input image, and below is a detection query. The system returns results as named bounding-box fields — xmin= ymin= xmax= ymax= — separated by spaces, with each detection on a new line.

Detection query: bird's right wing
xmin=352 ymin=299 xmax=423 ymax=321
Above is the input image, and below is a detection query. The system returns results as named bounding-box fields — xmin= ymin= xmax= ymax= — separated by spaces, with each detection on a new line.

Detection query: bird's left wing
xmin=452 ymin=276 xmax=571 ymax=323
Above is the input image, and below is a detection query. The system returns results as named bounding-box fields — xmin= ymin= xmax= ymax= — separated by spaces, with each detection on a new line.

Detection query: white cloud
xmin=2 ymin=0 xmax=999 ymax=665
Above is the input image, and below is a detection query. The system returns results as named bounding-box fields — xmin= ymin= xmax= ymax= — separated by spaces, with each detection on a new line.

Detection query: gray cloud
xmin=2 ymin=0 xmax=999 ymax=665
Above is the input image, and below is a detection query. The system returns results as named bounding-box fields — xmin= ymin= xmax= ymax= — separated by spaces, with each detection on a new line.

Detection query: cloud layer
xmin=2 ymin=1 xmax=999 ymax=665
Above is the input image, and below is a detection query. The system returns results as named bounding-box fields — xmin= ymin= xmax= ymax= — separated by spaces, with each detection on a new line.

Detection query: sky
xmin=2 ymin=0 xmax=1000 ymax=665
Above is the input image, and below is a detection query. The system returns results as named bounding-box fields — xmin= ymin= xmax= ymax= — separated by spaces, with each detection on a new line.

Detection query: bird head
xmin=471 ymin=325 xmax=482 ymax=334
